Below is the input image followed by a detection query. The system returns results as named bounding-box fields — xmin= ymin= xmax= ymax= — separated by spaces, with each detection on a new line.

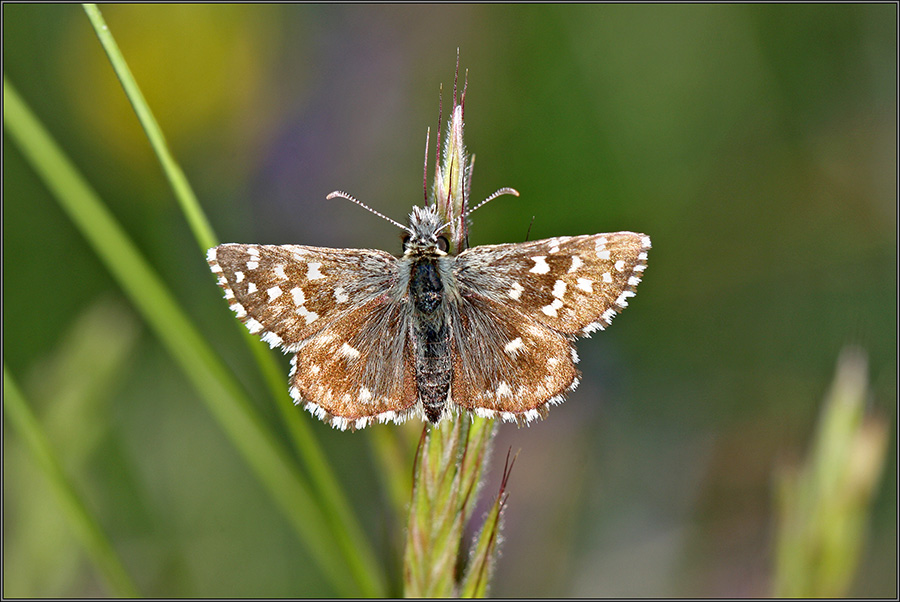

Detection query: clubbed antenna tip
xmin=466 ymin=187 xmax=520 ymax=217
xmin=326 ymin=190 xmax=411 ymax=233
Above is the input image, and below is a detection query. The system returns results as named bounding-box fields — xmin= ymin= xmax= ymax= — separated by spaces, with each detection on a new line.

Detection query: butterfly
xmin=207 ymin=193 xmax=650 ymax=431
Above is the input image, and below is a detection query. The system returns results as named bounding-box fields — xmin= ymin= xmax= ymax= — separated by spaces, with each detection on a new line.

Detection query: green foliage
xmin=4 ymin=367 xmax=139 ymax=597
xmin=774 ymin=347 xmax=889 ymax=597
xmin=403 ymin=417 xmax=498 ymax=597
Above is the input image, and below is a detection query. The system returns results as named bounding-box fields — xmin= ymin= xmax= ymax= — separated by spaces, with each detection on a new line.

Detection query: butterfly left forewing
xmin=208 ymin=243 xmax=398 ymax=349
xmin=454 ymin=231 xmax=650 ymax=336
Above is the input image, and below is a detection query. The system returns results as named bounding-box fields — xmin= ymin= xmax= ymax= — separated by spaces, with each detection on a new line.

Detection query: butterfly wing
xmin=447 ymin=292 xmax=579 ymax=423
xmin=208 ymin=244 xmax=418 ymax=429
xmin=448 ymin=231 xmax=650 ymax=422
xmin=288 ymin=294 xmax=418 ymax=430
xmin=455 ymin=232 xmax=650 ymax=335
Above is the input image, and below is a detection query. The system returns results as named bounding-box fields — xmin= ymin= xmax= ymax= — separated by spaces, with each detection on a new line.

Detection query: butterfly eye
xmin=436 ymin=235 xmax=449 ymax=253
xmin=401 ymin=233 xmax=411 ymax=250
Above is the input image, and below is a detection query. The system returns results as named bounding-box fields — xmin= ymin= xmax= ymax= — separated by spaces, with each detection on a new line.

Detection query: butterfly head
xmin=403 ymin=205 xmax=450 ymax=256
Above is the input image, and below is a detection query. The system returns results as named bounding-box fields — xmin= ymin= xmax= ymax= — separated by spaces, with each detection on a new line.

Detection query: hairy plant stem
xmin=403 ymin=417 xmax=496 ymax=597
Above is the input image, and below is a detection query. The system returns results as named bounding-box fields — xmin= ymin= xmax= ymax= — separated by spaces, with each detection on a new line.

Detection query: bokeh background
xmin=3 ymin=4 xmax=896 ymax=597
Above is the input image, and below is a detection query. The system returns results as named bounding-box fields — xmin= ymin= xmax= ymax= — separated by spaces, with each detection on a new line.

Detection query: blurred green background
xmin=3 ymin=4 xmax=895 ymax=597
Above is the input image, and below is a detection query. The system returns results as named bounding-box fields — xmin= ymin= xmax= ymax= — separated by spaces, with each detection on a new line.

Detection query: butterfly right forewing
xmin=455 ymin=232 xmax=650 ymax=336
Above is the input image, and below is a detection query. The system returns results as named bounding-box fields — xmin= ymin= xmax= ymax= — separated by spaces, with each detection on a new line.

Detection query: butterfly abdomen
xmin=410 ymin=258 xmax=452 ymax=423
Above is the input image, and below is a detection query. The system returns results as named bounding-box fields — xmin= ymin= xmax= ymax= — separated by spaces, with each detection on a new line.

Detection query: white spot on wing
xmin=552 ymin=280 xmax=567 ymax=298
xmin=334 ymin=286 xmax=349 ymax=303
xmin=529 ymin=256 xmax=550 ymax=274
xmin=267 ymin=285 xmax=283 ymax=301
xmin=307 ymin=262 xmax=324 ymax=280
xmin=602 ymin=272 xmax=613 ymax=283
xmin=273 ymin=265 xmax=287 ymax=280
xmin=497 ymin=382 xmax=512 ymax=397
xmin=576 ymin=278 xmax=593 ymax=293
xmin=523 ymin=409 xmax=540 ymax=422
xmin=508 ymin=281 xmax=524 ymax=300
xmin=261 ymin=331 xmax=283 ymax=348
xmin=615 ymin=290 xmax=635 ymax=307
xmin=230 ymin=302 xmax=247 ymax=318
xmin=583 ymin=322 xmax=604 ymax=334
xmin=474 ymin=407 xmax=495 ymax=419
xmin=246 ymin=318 xmax=263 ymax=334
xmin=541 ymin=298 xmax=564 ymax=317
xmin=615 ymin=260 xmax=626 ymax=272
xmin=641 ymin=235 xmax=652 ymax=248
xmin=298 ymin=306 xmax=318 ymax=324
xmin=568 ymin=255 xmax=583 ymax=273
xmin=291 ymin=287 xmax=305 ymax=306
xmin=359 ymin=388 xmax=372 ymax=403
xmin=504 ymin=337 xmax=524 ymax=355
xmin=597 ymin=249 xmax=611 ymax=260
xmin=246 ymin=261 xmax=259 ymax=270
xmin=247 ymin=282 xmax=257 ymax=294
xmin=235 ymin=271 xmax=244 ymax=283
xmin=340 ymin=342 xmax=360 ymax=359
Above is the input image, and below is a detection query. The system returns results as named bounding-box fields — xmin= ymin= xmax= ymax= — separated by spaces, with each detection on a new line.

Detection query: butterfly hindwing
xmin=448 ymin=292 xmax=579 ymax=423
xmin=289 ymin=295 xmax=419 ymax=430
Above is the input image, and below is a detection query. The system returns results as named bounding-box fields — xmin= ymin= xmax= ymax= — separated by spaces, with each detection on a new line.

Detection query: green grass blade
xmin=80 ymin=3 xmax=215 ymax=251
xmin=3 ymin=77 xmax=361 ymax=597
xmin=3 ymin=366 xmax=140 ymax=598
xmin=79 ymin=6 xmax=387 ymax=593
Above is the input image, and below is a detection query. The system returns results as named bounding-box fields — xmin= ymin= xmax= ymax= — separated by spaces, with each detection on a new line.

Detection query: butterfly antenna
xmin=326 ymin=190 xmax=411 ymax=233
xmin=466 ymin=187 xmax=520 ymax=217
xmin=435 ymin=186 xmax=520 ymax=235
